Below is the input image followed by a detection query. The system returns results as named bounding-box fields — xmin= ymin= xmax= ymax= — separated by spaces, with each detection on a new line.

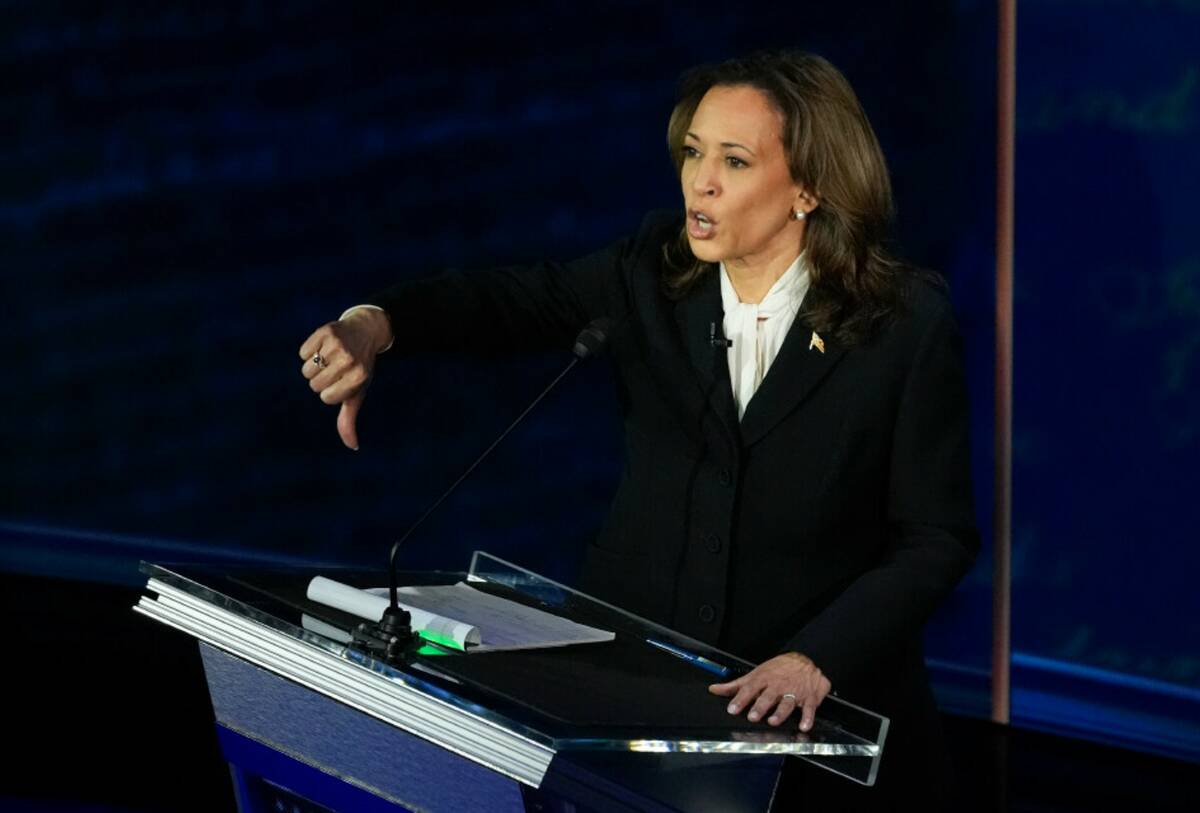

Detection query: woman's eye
xmin=681 ymin=145 xmax=700 ymax=159
xmin=726 ymin=156 xmax=748 ymax=169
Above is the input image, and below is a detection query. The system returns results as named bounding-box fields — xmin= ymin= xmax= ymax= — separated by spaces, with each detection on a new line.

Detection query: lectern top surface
xmin=138 ymin=554 xmax=886 ymax=782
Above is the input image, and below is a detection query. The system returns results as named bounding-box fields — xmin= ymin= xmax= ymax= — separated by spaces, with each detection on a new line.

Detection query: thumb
xmin=708 ymin=679 xmax=740 ymax=695
xmin=337 ymin=391 xmax=366 ymax=450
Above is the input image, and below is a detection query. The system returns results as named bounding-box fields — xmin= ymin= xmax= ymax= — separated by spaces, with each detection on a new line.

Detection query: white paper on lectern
xmin=307 ymin=576 xmax=481 ymax=649
xmin=300 ymin=612 xmax=353 ymax=644
xmin=307 ymin=577 xmax=614 ymax=652
xmin=369 ymin=582 xmax=615 ymax=652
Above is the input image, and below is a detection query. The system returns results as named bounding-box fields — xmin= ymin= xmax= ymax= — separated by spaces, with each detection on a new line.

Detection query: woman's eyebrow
xmin=685 ymin=131 xmax=756 ymax=155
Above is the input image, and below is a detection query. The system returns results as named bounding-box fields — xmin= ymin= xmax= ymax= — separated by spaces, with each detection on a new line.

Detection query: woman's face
xmin=680 ymin=84 xmax=810 ymax=270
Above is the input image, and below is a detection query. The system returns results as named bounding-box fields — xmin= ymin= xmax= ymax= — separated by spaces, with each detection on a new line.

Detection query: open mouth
xmin=688 ymin=209 xmax=716 ymax=238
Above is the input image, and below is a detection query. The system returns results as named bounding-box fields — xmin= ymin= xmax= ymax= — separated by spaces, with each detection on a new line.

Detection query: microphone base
xmin=352 ymin=606 xmax=419 ymax=666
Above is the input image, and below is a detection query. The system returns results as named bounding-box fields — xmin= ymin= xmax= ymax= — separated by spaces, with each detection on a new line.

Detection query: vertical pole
xmin=992 ymin=0 xmax=1017 ymax=726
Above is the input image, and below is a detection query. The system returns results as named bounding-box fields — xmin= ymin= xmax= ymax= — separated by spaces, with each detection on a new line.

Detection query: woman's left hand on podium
xmin=708 ymin=652 xmax=832 ymax=732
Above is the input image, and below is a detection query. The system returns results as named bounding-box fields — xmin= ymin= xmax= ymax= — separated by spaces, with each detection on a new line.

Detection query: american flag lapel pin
xmin=809 ymin=331 xmax=825 ymax=354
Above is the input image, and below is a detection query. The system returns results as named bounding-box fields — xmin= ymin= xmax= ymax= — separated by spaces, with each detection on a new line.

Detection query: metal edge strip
xmin=621 ymin=740 xmax=878 ymax=757
xmin=135 ymin=584 xmax=554 ymax=787
xmin=135 ymin=593 xmax=551 ymax=785
xmin=138 ymin=585 xmax=553 ymax=768
xmin=134 ymin=598 xmax=550 ymax=785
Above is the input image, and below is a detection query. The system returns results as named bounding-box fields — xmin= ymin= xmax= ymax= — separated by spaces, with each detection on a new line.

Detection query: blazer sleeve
xmin=365 ymin=211 xmax=675 ymax=358
xmin=782 ymin=292 xmax=980 ymax=689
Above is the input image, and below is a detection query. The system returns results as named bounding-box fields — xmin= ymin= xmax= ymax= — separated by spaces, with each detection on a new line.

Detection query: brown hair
xmin=663 ymin=50 xmax=929 ymax=345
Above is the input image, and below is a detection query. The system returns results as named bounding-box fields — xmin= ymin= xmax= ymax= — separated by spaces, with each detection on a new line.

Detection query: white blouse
xmin=719 ymin=252 xmax=811 ymax=420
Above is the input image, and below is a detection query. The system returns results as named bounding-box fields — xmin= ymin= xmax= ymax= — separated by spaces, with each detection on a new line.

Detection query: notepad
xmin=306 ymin=577 xmax=615 ymax=652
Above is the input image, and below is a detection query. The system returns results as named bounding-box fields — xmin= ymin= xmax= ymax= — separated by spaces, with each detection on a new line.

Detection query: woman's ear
xmin=794 ymin=187 xmax=819 ymax=216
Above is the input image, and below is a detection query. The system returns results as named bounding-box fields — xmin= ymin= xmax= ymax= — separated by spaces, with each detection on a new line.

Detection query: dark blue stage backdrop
xmin=2 ymin=0 xmax=1194 ymax=766
xmin=1009 ymin=0 xmax=1200 ymax=763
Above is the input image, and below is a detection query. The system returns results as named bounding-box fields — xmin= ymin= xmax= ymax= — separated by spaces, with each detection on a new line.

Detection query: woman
xmin=300 ymin=51 xmax=977 ymax=806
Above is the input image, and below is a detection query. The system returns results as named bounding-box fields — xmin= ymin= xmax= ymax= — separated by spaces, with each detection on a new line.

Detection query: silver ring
xmin=312 ymin=353 xmax=328 ymax=369
xmin=782 ymin=693 xmax=797 ymax=701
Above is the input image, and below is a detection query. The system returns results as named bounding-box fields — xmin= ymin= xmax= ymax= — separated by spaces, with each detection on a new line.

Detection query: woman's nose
xmin=691 ymin=159 xmax=719 ymax=196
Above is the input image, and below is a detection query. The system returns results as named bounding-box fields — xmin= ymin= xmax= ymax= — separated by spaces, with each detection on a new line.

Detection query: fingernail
xmin=727 ymin=703 xmax=738 ymax=714
xmin=748 ymin=712 xmax=759 ymax=721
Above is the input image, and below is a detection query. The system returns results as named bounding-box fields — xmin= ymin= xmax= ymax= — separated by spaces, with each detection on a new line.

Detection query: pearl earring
xmin=793 ymin=209 xmax=806 ymax=221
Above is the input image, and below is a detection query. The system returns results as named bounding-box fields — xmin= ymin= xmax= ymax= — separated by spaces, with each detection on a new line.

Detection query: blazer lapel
xmin=739 ymin=315 xmax=848 ymax=447
xmin=672 ymin=271 xmax=740 ymax=444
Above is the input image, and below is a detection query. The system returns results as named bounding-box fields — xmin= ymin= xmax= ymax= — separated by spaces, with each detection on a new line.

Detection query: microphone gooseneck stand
xmin=352 ymin=319 xmax=613 ymax=666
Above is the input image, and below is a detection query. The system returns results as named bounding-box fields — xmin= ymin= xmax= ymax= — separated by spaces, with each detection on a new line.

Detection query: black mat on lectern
xmin=417 ymin=637 xmax=768 ymax=730
xmin=233 ymin=571 xmax=781 ymax=733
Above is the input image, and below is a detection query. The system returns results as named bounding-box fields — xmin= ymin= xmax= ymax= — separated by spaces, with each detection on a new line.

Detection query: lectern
xmin=135 ymin=552 xmax=887 ymax=812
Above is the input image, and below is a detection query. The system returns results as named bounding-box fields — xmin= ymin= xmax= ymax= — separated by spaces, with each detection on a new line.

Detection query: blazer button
xmin=704 ymin=533 xmax=722 ymax=554
xmin=698 ymin=604 xmax=716 ymax=623
xmin=718 ymin=468 xmax=732 ymax=487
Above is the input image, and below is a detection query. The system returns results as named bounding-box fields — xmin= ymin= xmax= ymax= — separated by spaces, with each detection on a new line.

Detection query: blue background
xmin=2 ymin=0 xmax=1194 ymax=772
xmin=1009 ymin=0 xmax=1200 ymax=761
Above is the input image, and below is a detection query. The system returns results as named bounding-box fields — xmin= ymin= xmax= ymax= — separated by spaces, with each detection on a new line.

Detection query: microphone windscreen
xmin=572 ymin=318 xmax=613 ymax=359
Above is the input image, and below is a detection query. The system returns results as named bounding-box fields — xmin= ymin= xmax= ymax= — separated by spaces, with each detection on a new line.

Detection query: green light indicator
xmin=416 ymin=629 xmax=464 ymax=652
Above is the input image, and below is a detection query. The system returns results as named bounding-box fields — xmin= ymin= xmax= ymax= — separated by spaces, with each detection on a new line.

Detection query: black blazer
xmin=374 ymin=210 xmax=978 ymax=750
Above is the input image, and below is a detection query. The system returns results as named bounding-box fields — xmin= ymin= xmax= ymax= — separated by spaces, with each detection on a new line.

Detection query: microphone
xmin=709 ymin=321 xmax=732 ymax=348
xmin=354 ymin=319 xmax=615 ymax=665
xmin=574 ymin=317 xmax=612 ymax=359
